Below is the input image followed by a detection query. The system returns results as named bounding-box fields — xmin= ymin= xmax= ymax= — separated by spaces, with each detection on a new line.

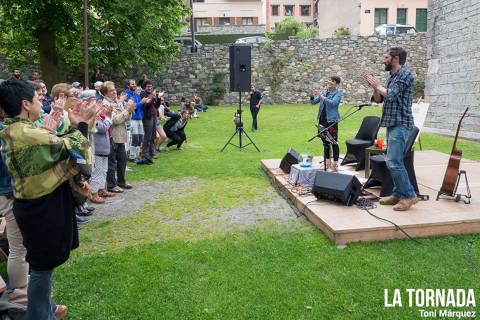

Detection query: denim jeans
xmin=386 ymin=125 xmax=416 ymax=199
xmin=142 ymin=116 xmax=157 ymax=162
xmin=194 ymin=105 xmax=208 ymax=112
xmin=250 ymin=105 xmax=259 ymax=129
xmin=27 ymin=269 xmax=57 ymax=320
xmin=107 ymin=142 xmax=126 ymax=189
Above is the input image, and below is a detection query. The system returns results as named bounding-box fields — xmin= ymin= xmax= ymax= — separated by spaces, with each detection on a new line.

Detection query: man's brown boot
xmin=379 ymin=195 xmax=400 ymax=205
xmin=393 ymin=197 xmax=419 ymax=211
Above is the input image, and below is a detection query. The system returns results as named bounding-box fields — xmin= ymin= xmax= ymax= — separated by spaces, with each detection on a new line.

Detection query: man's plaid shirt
xmin=377 ymin=65 xmax=415 ymax=129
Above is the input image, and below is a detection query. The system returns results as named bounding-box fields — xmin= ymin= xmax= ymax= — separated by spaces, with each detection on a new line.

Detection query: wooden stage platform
xmin=261 ymin=150 xmax=480 ymax=245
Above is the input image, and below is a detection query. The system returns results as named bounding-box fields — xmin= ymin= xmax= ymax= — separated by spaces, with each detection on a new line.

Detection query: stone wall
xmin=142 ymin=34 xmax=426 ymax=106
xmin=197 ymin=24 xmax=266 ymax=34
xmin=1 ymin=34 xmax=427 ymax=108
xmin=425 ymin=0 xmax=480 ymax=140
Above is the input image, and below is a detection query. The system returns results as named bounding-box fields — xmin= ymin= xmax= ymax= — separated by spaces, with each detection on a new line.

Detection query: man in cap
xmin=72 ymin=82 xmax=83 ymax=91
xmin=94 ymin=81 xmax=104 ymax=100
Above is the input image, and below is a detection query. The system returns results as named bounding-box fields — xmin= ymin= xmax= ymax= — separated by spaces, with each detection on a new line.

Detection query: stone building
xmin=189 ymin=0 xmax=264 ymax=32
xmin=425 ymin=0 xmax=480 ymax=140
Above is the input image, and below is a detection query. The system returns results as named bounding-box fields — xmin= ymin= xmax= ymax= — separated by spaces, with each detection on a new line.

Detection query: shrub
xmin=298 ymin=27 xmax=318 ymax=39
xmin=206 ymin=72 xmax=226 ymax=105
xmin=414 ymin=77 xmax=425 ymax=100
xmin=266 ymin=18 xmax=316 ymax=40
xmin=333 ymin=26 xmax=350 ymax=38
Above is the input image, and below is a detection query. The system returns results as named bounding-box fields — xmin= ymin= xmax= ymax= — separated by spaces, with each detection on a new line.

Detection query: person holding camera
xmin=163 ymin=109 xmax=190 ymax=151
xmin=310 ymin=76 xmax=342 ymax=172
xmin=248 ymin=83 xmax=262 ymax=131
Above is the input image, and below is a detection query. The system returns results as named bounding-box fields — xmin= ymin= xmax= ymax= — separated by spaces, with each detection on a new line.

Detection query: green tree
xmin=265 ymin=17 xmax=317 ymax=40
xmin=0 ymin=0 xmax=189 ymax=87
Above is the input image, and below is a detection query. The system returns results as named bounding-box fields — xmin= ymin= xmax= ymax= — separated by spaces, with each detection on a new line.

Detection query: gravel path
xmin=88 ymin=177 xmax=307 ymax=229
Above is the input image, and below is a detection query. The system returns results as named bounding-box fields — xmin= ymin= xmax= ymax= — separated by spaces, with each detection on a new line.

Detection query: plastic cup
xmin=377 ymin=139 xmax=383 ymax=150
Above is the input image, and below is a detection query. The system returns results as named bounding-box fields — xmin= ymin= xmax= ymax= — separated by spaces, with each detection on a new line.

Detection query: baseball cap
xmin=72 ymin=81 xmax=81 ymax=88
xmin=79 ymin=90 xmax=97 ymax=101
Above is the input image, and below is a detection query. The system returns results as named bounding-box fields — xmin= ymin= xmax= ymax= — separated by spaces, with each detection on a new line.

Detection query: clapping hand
xmin=104 ymin=104 xmax=113 ymax=118
xmin=41 ymin=111 xmax=63 ymax=133
xmin=68 ymin=99 xmax=96 ymax=128
xmin=362 ymin=74 xmax=380 ymax=89
xmin=125 ymin=99 xmax=136 ymax=113
xmin=141 ymin=97 xmax=152 ymax=104
xmin=118 ymin=92 xmax=127 ymax=104
xmin=52 ymin=93 xmax=66 ymax=112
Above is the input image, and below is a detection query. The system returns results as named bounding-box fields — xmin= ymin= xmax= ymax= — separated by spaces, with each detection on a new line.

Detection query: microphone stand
xmin=308 ymin=103 xmax=369 ymax=171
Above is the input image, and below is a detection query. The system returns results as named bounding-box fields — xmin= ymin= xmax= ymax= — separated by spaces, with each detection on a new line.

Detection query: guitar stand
xmin=436 ymin=170 xmax=471 ymax=204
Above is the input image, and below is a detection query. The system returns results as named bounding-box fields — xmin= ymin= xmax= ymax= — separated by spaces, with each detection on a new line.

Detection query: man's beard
xmin=14 ymin=75 xmax=20 ymax=79
xmin=384 ymin=62 xmax=393 ymax=71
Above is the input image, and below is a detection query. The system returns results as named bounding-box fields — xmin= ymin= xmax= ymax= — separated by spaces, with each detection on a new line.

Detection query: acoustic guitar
xmin=439 ymin=107 xmax=469 ymax=196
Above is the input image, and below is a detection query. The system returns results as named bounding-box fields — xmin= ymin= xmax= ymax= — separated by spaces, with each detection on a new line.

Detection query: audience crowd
xmin=0 ymin=68 xmax=210 ymax=319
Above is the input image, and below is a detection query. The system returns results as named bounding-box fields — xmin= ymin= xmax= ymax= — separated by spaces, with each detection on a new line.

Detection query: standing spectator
xmin=9 ymin=69 xmax=21 ymax=81
xmin=137 ymin=80 xmax=163 ymax=165
xmin=90 ymin=67 xmax=104 ymax=85
xmin=248 ymin=83 xmax=263 ymax=131
xmin=0 ymin=79 xmax=96 ymax=320
xmin=137 ymin=74 xmax=148 ymax=90
xmin=125 ymin=79 xmax=143 ymax=162
xmin=36 ymin=81 xmax=53 ymax=113
xmin=155 ymin=96 xmax=168 ymax=152
xmin=193 ymin=94 xmax=208 ymax=112
xmin=102 ymin=81 xmax=135 ymax=193
xmin=90 ymin=102 xmax=114 ymax=204
xmin=0 ymin=108 xmax=28 ymax=309
xmin=31 ymin=72 xmax=40 ymax=81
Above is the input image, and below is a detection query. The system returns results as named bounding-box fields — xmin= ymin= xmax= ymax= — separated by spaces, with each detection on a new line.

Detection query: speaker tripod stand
xmin=221 ymin=92 xmax=260 ymax=152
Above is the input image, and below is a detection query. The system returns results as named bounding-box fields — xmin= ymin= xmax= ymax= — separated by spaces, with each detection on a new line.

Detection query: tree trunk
xmin=37 ymin=28 xmax=60 ymax=90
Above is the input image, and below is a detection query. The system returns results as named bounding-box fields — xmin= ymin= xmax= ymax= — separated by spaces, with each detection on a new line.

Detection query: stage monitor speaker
xmin=312 ymin=171 xmax=362 ymax=206
xmin=229 ymin=46 xmax=251 ymax=92
xmin=280 ymin=147 xmax=301 ymax=174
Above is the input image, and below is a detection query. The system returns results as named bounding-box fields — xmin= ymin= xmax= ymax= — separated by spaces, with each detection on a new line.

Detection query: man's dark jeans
xmin=107 ymin=141 xmax=126 ymax=189
xmin=250 ymin=105 xmax=259 ymax=130
xmin=142 ymin=116 xmax=157 ymax=162
xmin=166 ymin=129 xmax=186 ymax=149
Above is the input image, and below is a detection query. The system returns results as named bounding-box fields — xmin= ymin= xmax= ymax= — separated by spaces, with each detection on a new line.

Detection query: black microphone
xmin=357 ymin=103 xmax=371 ymax=109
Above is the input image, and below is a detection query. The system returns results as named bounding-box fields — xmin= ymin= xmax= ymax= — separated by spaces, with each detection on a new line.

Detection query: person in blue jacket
xmin=125 ymin=79 xmax=143 ymax=162
xmin=310 ymin=76 xmax=342 ymax=172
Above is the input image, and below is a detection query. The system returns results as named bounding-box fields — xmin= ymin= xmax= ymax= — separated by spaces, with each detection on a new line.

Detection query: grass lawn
xmin=6 ymin=104 xmax=480 ymax=319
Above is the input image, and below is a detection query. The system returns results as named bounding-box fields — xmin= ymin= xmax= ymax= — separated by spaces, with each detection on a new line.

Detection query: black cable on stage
xmin=355 ymin=197 xmax=421 ymax=244
xmin=300 ymin=200 xmax=321 ymax=217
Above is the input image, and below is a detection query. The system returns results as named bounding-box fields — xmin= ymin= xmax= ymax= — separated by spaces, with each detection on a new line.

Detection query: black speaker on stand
xmin=312 ymin=171 xmax=362 ymax=206
xmin=221 ymin=46 xmax=260 ymax=152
